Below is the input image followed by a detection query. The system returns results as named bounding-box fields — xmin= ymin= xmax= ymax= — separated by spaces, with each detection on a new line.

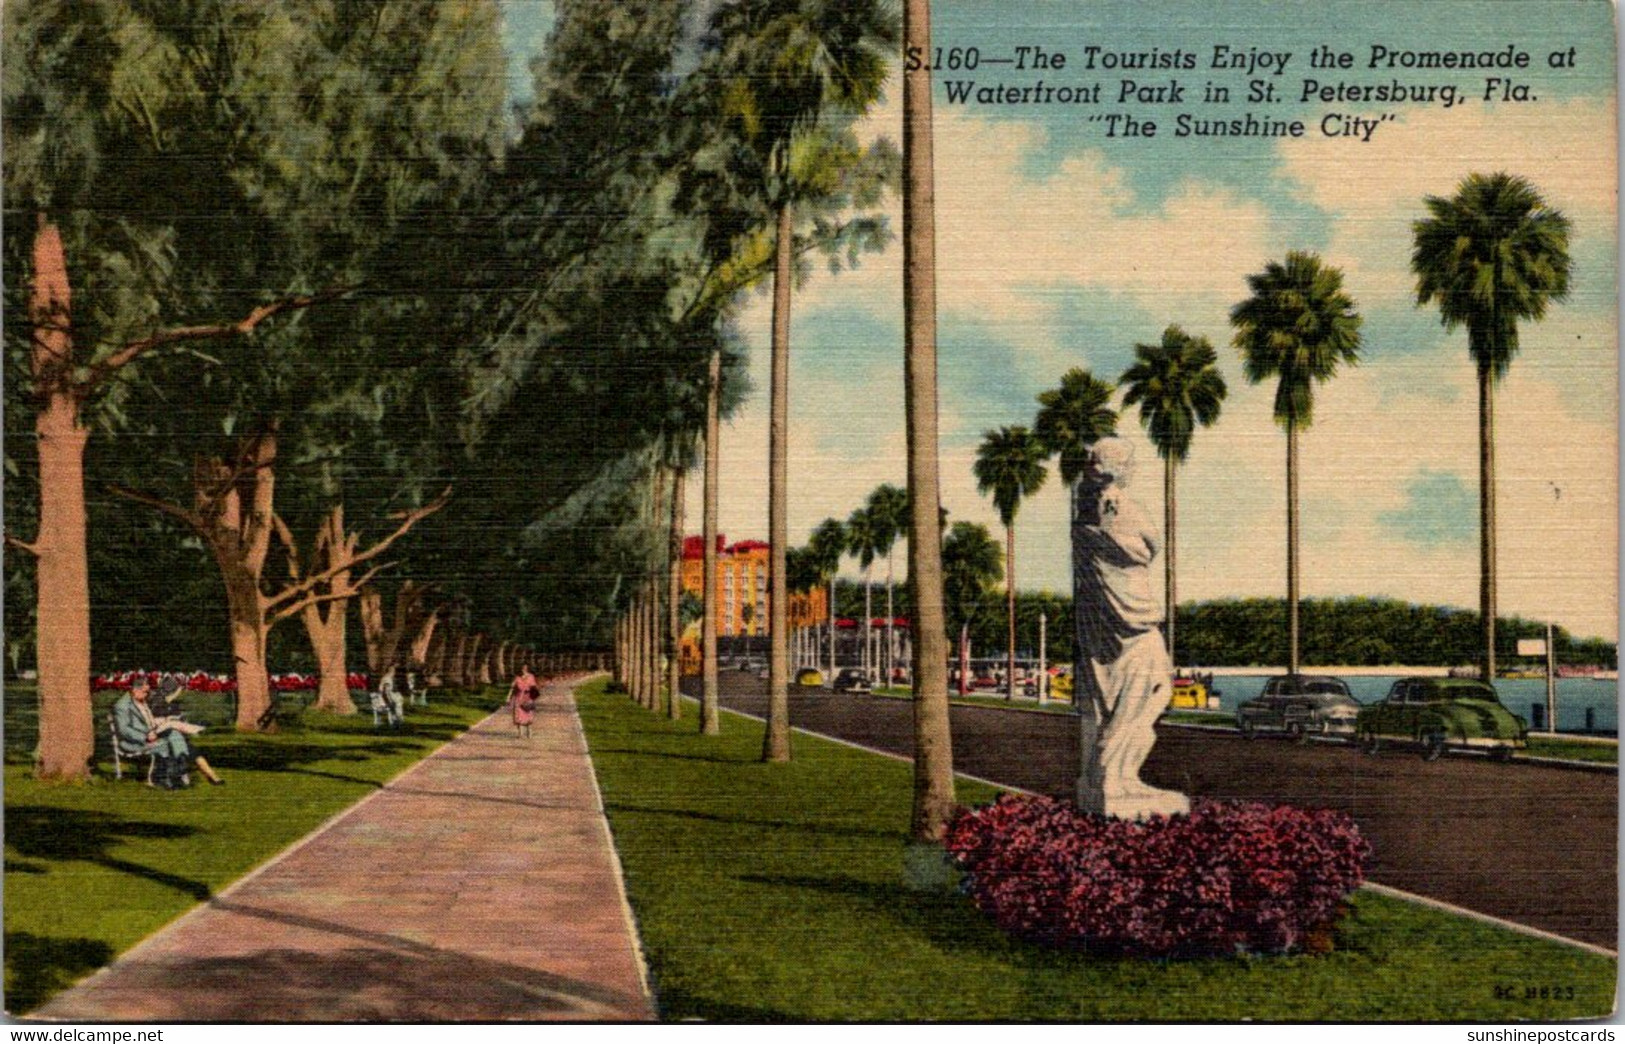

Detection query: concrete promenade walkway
xmin=38 ymin=675 xmax=656 ymax=1022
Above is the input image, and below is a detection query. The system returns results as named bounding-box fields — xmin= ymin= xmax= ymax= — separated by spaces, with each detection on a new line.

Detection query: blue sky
xmin=502 ymin=1 xmax=1619 ymax=643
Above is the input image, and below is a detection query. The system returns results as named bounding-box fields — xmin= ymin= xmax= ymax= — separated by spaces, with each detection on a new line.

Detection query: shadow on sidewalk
xmin=92 ymin=898 xmax=649 ymax=1021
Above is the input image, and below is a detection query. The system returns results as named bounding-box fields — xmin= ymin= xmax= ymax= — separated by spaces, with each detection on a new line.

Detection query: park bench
xmin=254 ymin=690 xmax=316 ymax=731
xmin=107 ymin=711 xmax=156 ymax=785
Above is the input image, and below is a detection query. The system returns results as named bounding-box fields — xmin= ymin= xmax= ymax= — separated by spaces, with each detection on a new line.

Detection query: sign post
xmin=1038 ymin=611 xmax=1048 ymax=704
xmin=1517 ymin=631 xmax=1557 ymax=734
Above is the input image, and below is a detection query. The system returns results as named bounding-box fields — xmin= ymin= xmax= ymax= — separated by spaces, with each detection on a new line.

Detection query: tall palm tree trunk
xmin=1479 ymin=361 xmax=1497 ymax=682
xmin=1165 ymin=457 xmax=1177 ymax=667
xmin=863 ymin=568 xmax=873 ymax=678
xmin=904 ymin=0 xmax=954 ymax=845
xmin=1005 ymin=524 xmax=1017 ymax=701
xmin=667 ymin=466 xmax=684 ymax=721
xmin=827 ymin=578 xmax=836 ymax=683
xmin=885 ymin=555 xmax=895 ymax=687
xmin=1287 ymin=425 xmax=1300 ymax=676
xmin=702 ymin=349 xmax=722 ymax=734
xmin=763 ymin=199 xmax=793 ymax=762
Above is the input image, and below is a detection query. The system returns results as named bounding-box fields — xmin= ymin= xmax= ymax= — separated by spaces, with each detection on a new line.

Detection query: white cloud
xmin=1277 ymin=97 xmax=1618 ymax=303
xmin=711 ymin=76 xmax=1618 ymax=643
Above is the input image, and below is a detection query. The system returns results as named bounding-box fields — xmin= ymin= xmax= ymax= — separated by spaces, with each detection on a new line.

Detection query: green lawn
xmin=3 ymin=684 xmax=502 ymax=1014
xmin=870 ymin=687 xmax=1076 ymax=715
xmin=577 ymin=678 xmax=1615 ymax=1021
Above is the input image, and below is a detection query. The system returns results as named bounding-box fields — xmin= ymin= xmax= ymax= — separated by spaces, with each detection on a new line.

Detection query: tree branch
xmin=83 ymin=286 xmax=352 ymax=389
xmin=262 ymin=487 xmax=451 ymax=613
xmin=109 ymin=484 xmax=204 ymax=533
xmin=271 ymin=563 xmax=389 ymax=624
xmin=4 ymin=532 xmax=40 ymax=557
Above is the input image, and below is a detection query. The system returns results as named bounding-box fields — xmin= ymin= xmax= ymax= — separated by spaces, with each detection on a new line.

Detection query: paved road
xmin=697 ymin=675 xmax=1617 ymax=950
xmin=38 ymin=676 xmax=655 ymax=1022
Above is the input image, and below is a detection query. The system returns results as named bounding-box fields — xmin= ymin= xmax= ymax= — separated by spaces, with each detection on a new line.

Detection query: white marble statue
xmin=1072 ymin=438 xmax=1189 ymax=820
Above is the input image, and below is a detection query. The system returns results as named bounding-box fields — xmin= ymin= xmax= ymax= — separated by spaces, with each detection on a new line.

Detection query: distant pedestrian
xmin=509 ymin=666 xmax=539 ymax=739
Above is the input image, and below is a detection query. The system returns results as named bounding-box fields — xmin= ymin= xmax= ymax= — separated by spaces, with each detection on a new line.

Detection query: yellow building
xmin=679 ymin=536 xmax=828 ymax=672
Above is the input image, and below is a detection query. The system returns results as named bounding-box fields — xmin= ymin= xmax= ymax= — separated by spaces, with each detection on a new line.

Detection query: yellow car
xmin=795 ymin=668 xmax=824 ymax=687
xmin=1169 ymin=676 xmax=1221 ymax=710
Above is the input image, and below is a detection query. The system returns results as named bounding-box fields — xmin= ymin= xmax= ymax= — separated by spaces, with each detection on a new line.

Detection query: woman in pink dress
xmin=509 ymin=666 xmax=540 ymax=738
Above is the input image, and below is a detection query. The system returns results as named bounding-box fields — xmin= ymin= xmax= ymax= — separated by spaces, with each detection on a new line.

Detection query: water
xmin=1206 ymin=675 xmax=1619 ymax=734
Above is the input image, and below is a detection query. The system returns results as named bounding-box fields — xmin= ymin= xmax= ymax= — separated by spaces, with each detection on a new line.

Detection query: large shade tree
xmin=1411 ymin=172 xmax=1571 ymax=681
xmin=1120 ymin=325 xmax=1226 ymax=667
xmin=973 ymin=426 xmax=1047 ymax=701
xmin=1230 ymin=252 xmax=1362 ymax=676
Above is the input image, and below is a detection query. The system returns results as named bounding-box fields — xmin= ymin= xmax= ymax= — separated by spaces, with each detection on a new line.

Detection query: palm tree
xmin=1230 ymin=252 xmax=1362 ymax=676
xmin=1034 ymin=368 xmax=1120 ymax=519
xmin=845 ymin=505 xmax=886 ymax=681
xmin=902 ymin=0 xmax=954 ymax=847
xmin=942 ymin=522 xmax=1003 ymax=696
xmin=807 ymin=517 xmax=847 ymax=681
xmin=710 ymin=0 xmax=897 ymax=763
xmin=1120 ymin=326 xmax=1227 ymax=668
xmin=973 ymin=426 xmax=1048 ymax=700
xmin=1411 ymin=173 xmax=1571 ymax=681
xmin=865 ymin=484 xmax=909 ymax=686
xmin=700 ymin=348 xmax=723 ymax=734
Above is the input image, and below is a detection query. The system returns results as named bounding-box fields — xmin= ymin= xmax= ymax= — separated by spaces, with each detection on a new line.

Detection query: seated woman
xmin=112 ymin=676 xmax=223 ymax=789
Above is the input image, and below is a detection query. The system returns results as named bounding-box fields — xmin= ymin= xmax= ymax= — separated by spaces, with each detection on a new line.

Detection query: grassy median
xmin=3 ymin=684 xmax=501 ymax=1014
xmin=577 ymin=678 xmax=1615 ymax=1021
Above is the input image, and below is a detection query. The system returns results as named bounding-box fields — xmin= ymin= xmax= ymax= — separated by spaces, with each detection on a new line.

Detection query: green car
xmin=1355 ymin=677 xmax=1528 ymax=761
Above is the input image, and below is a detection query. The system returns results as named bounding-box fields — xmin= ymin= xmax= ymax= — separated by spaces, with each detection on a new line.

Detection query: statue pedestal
xmin=1076 ymin=777 xmax=1190 ymax=822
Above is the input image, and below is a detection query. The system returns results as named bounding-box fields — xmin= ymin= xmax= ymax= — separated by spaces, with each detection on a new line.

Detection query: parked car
xmin=1355 ymin=677 xmax=1528 ymax=761
xmin=795 ymin=668 xmax=824 ymax=687
xmin=832 ymin=668 xmax=872 ymax=694
xmin=1236 ymin=675 xmax=1360 ymax=742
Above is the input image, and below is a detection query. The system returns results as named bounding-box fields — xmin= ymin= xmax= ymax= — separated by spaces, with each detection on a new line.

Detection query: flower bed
xmin=91 ymin=670 xmax=372 ymax=693
xmin=945 ymin=795 xmax=1370 ymax=958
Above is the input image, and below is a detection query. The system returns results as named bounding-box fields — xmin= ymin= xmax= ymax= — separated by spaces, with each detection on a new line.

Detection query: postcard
xmin=3 ymin=0 xmax=1617 ymax=1027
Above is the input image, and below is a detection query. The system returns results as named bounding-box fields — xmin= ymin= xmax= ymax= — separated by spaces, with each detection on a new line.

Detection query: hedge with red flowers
xmin=90 ymin=670 xmax=372 ymax=693
xmin=945 ymin=795 xmax=1370 ymax=958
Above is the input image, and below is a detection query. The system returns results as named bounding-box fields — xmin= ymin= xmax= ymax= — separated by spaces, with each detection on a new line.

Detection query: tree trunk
xmin=471 ymin=634 xmax=491 ymax=685
xmin=1287 ymin=425 xmax=1300 ymax=676
xmin=26 ymin=217 xmax=94 ymax=780
xmin=864 ymin=568 xmax=873 ymax=679
xmin=1006 ymin=523 xmax=1016 ymax=701
xmin=304 ymin=597 xmax=352 ymax=714
xmin=303 ymin=506 xmax=356 ymax=715
xmin=221 ymin=567 xmax=273 ymax=730
xmin=410 ymin=608 xmax=441 ymax=671
xmin=827 ymin=578 xmax=837 ymax=685
xmin=959 ymin=623 xmax=970 ymax=696
xmin=701 ymin=350 xmax=722 ymax=734
xmin=886 ymin=555 xmax=895 ymax=688
xmin=667 ymin=466 xmax=684 ymax=721
xmin=358 ymin=587 xmax=385 ymax=675
xmin=763 ymin=199 xmax=793 ymax=763
xmin=423 ymin=622 xmax=447 ymax=683
xmin=1479 ymin=361 xmax=1497 ymax=682
xmin=1165 ymin=457 xmax=1177 ymax=669
xmin=903 ymin=0 xmax=956 ymax=844
xmin=31 ymin=392 xmax=92 ymax=775
xmin=449 ymin=630 xmax=468 ymax=688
